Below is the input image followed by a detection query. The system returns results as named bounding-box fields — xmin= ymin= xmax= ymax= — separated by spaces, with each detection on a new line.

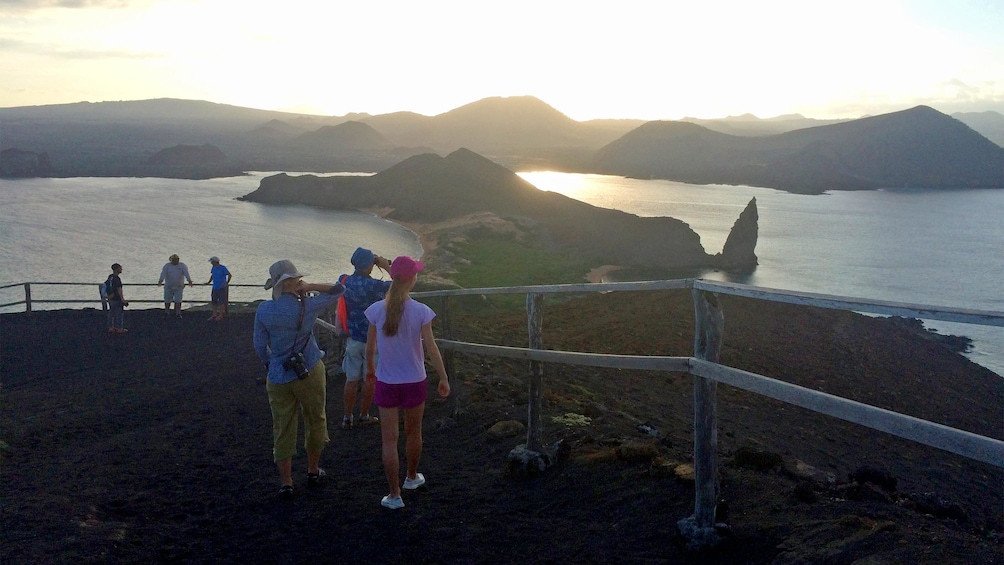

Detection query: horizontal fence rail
xmin=424 ymin=339 xmax=1003 ymax=467
xmin=688 ymin=359 xmax=1004 ymax=467
xmin=435 ymin=339 xmax=694 ymax=373
xmin=413 ymin=279 xmax=1004 ymax=327
xmin=8 ymin=278 xmax=1003 ymax=327
xmin=0 ymin=282 xmax=265 ymax=311
xmin=693 ymin=280 xmax=1004 ymax=327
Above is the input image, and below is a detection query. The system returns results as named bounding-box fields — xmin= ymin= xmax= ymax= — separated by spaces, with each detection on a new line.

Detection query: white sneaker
xmin=381 ymin=495 xmax=404 ymax=509
xmin=403 ymin=473 xmax=425 ymax=490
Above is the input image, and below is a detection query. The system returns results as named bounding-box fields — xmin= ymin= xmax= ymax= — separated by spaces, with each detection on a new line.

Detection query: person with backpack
xmin=105 ymin=263 xmax=129 ymax=334
xmin=339 ymin=247 xmax=393 ymax=430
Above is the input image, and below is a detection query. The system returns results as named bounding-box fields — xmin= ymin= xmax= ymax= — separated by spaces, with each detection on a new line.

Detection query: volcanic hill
xmin=592 ymin=105 xmax=1004 ymax=193
xmin=240 ymin=148 xmax=750 ymax=270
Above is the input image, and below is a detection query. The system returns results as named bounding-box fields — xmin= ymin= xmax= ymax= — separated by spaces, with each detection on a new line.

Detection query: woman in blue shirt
xmin=253 ymin=260 xmax=344 ymax=499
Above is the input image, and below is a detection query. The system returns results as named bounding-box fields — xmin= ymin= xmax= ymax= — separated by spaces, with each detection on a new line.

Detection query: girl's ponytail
xmin=383 ymin=279 xmax=408 ymax=336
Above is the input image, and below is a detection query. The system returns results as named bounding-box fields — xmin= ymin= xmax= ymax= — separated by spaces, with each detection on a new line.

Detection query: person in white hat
xmin=253 ymin=260 xmax=345 ymax=499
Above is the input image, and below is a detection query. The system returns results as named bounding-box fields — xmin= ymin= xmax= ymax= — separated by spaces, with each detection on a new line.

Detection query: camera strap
xmin=284 ymin=295 xmax=309 ymax=362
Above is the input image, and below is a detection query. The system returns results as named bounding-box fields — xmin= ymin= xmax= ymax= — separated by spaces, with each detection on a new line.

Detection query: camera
xmin=283 ymin=352 xmax=309 ymax=380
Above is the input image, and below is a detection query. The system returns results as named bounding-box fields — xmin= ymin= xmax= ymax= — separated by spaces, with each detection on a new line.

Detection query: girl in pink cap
xmin=364 ymin=256 xmax=450 ymax=509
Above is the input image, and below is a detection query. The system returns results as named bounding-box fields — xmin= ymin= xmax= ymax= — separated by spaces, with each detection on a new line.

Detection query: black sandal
xmin=307 ymin=468 xmax=326 ymax=488
xmin=279 ymin=485 xmax=294 ymax=499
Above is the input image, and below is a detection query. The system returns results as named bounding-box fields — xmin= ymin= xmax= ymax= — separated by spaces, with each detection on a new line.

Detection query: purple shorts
xmin=374 ymin=379 xmax=428 ymax=409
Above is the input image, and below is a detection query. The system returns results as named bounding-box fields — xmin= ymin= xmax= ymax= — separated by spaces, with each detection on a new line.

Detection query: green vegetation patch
xmin=450 ymin=234 xmax=594 ymax=290
xmin=551 ymin=413 xmax=592 ymax=427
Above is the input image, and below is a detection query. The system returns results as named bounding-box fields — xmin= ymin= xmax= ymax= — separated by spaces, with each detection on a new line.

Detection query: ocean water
xmin=0 ymin=172 xmax=421 ymax=308
xmin=519 ymin=172 xmax=1004 ymax=376
xmin=1 ymin=171 xmax=1000 ymax=375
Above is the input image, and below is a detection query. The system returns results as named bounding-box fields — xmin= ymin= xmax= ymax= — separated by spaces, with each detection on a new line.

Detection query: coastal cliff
xmin=718 ymin=197 xmax=759 ymax=272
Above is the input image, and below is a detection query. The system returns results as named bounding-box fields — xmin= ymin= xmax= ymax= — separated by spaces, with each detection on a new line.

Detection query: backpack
xmin=104 ymin=276 xmax=115 ymax=300
xmin=334 ymin=275 xmax=349 ymax=335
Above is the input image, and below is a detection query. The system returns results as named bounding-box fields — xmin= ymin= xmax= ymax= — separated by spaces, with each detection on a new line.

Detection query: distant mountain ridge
xmin=952 ymin=111 xmax=1004 ymax=147
xmin=680 ymin=114 xmax=849 ymax=137
xmin=592 ymin=106 xmax=1004 ymax=193
xmin=2 ymin=96 xmax=1002 ymax=191
xmin=290 ymin=121 xmax=393 ymax=152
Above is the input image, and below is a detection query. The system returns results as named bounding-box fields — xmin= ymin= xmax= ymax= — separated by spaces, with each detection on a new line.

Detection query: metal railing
xmin=0 ymin=281 xmax=264 ymax=312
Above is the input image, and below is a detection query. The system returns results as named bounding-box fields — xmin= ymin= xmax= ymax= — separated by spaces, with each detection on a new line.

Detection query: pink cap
xmin=390 ymin=256 xmax=424 ymax=280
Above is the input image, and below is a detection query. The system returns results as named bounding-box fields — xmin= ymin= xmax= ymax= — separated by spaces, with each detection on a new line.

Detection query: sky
xmin=1 ymin=0 xmax=1003 ymax=121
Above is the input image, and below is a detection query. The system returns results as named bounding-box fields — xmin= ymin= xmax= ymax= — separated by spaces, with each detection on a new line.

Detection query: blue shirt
xmin=253 ymin=284 xmax=343 ymax=384
xmin=341 ymin=273 xmax=392 ymax=342
xmin=209 ymin=264 xmax=231 ymax=290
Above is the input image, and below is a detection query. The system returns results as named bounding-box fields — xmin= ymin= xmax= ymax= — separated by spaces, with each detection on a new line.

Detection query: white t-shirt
xmin=365 ymin=299 xmax=436 ymax=384
xmin=159 ymin=262 xmax=191 ymax=289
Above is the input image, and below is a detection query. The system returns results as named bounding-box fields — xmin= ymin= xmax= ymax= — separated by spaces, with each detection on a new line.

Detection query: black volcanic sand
xmin=2 ymin=292 xmax=1002 ymax=564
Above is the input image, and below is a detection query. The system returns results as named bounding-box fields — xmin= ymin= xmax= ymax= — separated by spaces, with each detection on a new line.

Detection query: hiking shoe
xmin=381 ymin=495 xmax=404 ymax=509
xmin=279 ymin=485 xmax=294 ymax=499
xmin=307 ymin=468 xmax=326 ymax=488
xmin=340 ymin=416 xmax=353 ymax=430
xmin=403 ymin=473 xmax=425 ymax=490
xmin=358 ymin=414 xmax=379 ymax=426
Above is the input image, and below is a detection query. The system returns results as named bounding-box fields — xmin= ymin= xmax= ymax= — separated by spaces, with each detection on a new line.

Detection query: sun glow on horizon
xmin=1 ymin=1 xmax=1002 ymax=120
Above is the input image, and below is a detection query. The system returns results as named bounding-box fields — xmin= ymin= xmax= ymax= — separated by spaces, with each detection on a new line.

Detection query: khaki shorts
xmin=164 ymin=287 xmax=184 ymax=303
xmin=341 ymin=339 xmax=377 ymax=382
xmin=266 ymin=360 xmax=329 ymax=462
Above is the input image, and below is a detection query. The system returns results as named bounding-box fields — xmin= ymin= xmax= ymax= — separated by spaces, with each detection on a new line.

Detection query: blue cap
xmin=350 ymin=247 xmax=375 ymax=270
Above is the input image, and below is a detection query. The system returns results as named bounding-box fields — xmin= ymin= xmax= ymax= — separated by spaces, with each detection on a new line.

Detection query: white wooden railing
xmin=316 ymin=278 xmax=1003 ymax=544
xmin=5 ymin=277 xmax=1001 ymax=545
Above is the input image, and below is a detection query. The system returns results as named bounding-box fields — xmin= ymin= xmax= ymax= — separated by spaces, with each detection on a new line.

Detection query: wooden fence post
xmin=24 ymin=283 xmax=32 ymax=313
xmin=692 ymin=288 xmax=723 ymax=528
xmin=526 ymin=292 xmax=544 ymax=452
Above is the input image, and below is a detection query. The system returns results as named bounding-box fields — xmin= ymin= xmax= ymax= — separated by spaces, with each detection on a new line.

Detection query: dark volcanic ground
xmin=2 ymin=292 xmax=1002 ymax=564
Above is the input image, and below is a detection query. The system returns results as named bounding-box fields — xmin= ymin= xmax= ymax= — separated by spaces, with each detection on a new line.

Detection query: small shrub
xmin=551 ymin=413 xmax=591 ymax=427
